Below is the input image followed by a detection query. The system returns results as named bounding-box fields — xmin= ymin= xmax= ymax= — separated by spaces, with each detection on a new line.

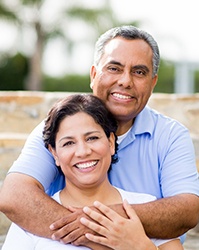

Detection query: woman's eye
xmin=63 ymin=141 xmax=74 ymax=147
xmin=87 ymin=136 xmax=99 ymax=141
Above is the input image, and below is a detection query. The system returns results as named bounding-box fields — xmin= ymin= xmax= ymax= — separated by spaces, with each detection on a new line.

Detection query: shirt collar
xmin=131 ymin=105 xmax=154 ymax=137
xmin=118 ymin=106 xmax=155 ymax=150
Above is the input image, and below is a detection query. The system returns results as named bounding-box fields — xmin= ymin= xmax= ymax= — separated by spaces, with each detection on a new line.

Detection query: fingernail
xmin=49 ymin=224 xmax=54 ymax=230
xmin=93 ymin=200 xmax=100 ymax=206
xmin=83 ymin=206 xmax=89 ymax=212
xmin=51 ymin=234 xmax=56 ymax=240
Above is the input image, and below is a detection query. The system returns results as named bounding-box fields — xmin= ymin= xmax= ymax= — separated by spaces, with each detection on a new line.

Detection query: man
xmin=0 ymin=25 xmax=199 ymax=246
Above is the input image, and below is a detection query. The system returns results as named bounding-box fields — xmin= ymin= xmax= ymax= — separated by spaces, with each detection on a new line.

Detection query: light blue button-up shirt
xmin=10 ymin=106 xmax=199 ymax=199
xmin=109 ymin=106 xmax=199 ymax=199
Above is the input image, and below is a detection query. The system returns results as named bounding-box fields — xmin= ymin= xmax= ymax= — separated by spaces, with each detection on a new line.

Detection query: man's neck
xmin=116 ymin=119 xmax=134 ymax=136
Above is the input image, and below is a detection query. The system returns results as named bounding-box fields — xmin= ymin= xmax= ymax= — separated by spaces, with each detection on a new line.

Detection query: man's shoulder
xmin=133 ymin=106 xmax=188 ymax=139
xmin=145 ymin=106 xmax=186 ymax=129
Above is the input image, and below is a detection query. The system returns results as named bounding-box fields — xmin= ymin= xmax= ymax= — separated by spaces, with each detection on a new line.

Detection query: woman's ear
xmin=48 ymin=145 xmax=60 ymax=166
xmin=109 ymin=132 xmax=116 ymax=156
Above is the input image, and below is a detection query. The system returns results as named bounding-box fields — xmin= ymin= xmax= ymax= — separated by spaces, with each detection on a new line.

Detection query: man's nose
xmin=117 ymin=72 xmax=133 ymax=88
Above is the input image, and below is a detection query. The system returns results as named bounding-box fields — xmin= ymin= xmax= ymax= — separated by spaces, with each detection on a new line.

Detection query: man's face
xmin=90 ymin=37 xmax=158 ymax=128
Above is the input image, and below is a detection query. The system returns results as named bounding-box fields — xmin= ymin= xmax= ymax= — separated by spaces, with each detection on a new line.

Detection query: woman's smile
xmin=74 ymin=160 xmax=99 ymax=170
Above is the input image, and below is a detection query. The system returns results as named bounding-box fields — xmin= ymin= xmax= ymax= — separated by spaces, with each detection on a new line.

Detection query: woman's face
xmin=49 ymin=112 xmax=115 ymax=190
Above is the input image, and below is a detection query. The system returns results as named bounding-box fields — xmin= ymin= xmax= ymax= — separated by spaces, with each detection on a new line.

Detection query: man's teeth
xmin=113 ymin=93 xmax=132 ymax=99
xmin=76 ymin=161 xmax=97 ymax=169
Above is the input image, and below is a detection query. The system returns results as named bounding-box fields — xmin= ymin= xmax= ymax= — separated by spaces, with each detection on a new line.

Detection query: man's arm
xmin=1 ymin=174 xmax=198 ymax=244
xmin=50 ymin=193 xmax=199 ymax=244
xmin=0 ymin=173 xmax=70 ymax=238
xmin=0 ymin=172 xmax=112 ymax=248
xmin=132 ymin=194 xmax=199 ymax=238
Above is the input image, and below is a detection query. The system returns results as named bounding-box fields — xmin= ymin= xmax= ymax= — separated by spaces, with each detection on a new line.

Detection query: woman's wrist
xmin=140 ymin=237 xmax=159 ymax=250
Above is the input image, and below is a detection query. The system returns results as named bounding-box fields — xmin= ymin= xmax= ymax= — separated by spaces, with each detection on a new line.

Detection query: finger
xmin=50 ymin=213 xmax=75 ymax=231
xmin=70 ymin=235 xmax=89 ymax=246
xmin=83 ymin=206 xmax=111 ymax=225
xmin=123 ymin=199 xmax=139 ymax=220
xmin=85 ymin=232 xmax=109 ymax=246
xmin=80 ymin=215 xmax=108 ymax=236
xmin=51 ymin=222 xmax=79 ymax=242
xmin=65 ymin=205 xmax=78 ymax=213
xmin=93 ymin=201 xmax=122 ymax=222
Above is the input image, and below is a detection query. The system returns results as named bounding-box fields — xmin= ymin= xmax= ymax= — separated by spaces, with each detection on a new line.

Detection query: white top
xmin=2 ymin=187 xmax=173 ymax=249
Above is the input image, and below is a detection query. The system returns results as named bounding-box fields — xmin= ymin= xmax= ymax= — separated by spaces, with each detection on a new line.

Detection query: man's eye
xmin=108 ymin=66 xmax=119 ymax=72
xmin=135 ymin=70 xmax=145 ymax=75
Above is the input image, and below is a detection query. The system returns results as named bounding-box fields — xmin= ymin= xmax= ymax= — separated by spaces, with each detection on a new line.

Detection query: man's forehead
xmin=103 ymin=38 xmax=152 ymax=57
xmin=100 ymin=38 xmax=153 ymax=66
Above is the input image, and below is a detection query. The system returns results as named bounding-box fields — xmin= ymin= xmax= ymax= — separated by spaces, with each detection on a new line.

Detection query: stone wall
xmin=0 ymin=91 xmax=199 ymax=235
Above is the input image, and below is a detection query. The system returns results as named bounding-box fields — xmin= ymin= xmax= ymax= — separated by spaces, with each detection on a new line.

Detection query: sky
xmin=112 ymin=0 xmax=199 ymax=63
xmin=0 ymin=0 xmax=199 ymax=76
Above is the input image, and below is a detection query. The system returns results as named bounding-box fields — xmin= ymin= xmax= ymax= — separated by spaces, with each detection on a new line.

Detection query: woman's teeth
xmin=75 ymin=161 xmax=98 ymax=169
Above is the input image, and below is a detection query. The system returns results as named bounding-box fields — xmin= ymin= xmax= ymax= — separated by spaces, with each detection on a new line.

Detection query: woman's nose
xmin=75 ymin=142 xmax=92 ymax=157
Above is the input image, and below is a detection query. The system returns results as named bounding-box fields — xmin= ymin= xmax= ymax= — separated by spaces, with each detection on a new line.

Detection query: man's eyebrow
xmin=107 ymin=61 xmax=150 ymax=74
xmin=108 ymin=60 xmax=124 ymax=67
xmin=132 ymin=65 xmax=150 ymax=73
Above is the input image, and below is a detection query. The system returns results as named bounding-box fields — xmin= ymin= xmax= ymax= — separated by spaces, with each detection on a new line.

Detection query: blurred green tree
xmin=195 ymin=70 xmax=199 ymax=92
xmin=0 ymin=0 xmax=133 ymax=91
xmin=0 ymin=53 xmax=28 ymax=90
xmin=154 ymin=60 xmax=175 ymax=93
xmin=0 ymin=0 xmax=67 ymax=90
xmin=1 ymin=0 xmax=177 ymax=93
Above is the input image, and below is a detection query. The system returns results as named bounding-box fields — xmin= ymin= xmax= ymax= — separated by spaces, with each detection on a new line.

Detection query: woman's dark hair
xmin=43 ymin=94 xmax=118 ymax=164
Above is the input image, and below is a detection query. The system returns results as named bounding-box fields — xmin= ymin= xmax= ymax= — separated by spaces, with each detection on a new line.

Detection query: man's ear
xmin=90 ymin=65 xmax=96 ymax=89
xmin=152 ymin=74 xmax=158 ymax=91
xmin=48 ymin=145 xmax=60 ymax=166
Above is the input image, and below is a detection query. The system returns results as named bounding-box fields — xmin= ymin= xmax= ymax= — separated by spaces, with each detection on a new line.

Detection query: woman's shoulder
xmin=115 ymin=187 xmax=157 ymax=204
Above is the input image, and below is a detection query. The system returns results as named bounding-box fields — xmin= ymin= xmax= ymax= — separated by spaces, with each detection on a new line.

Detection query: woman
xmin=2 ymin=94 xmax=183 ymax=250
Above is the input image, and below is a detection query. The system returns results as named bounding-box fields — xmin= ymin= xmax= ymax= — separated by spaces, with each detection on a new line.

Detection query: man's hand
xmin=50 ymin=205 xmax=118 ymax=249
xmin=50 ymin=206 xmax=95 ymax=245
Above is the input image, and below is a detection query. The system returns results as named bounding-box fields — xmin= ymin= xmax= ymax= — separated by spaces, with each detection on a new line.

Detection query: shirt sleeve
xmin=8 ymin=121 xmax=59 ymax=192
xmin=159 ymin=121 xmax=199 ymax=197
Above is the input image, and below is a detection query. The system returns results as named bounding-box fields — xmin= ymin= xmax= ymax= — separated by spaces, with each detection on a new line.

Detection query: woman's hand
xmin=80 ymin=200 xmax=156 ymax=250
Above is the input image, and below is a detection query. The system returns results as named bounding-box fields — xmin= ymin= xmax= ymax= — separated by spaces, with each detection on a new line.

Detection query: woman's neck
xmin=60 ymin=179 xmax=122 ymax=208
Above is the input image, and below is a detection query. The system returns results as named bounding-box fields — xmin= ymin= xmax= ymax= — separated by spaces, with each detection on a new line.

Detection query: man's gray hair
xmin=94 ymin=25 xmax=160 ymax=77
